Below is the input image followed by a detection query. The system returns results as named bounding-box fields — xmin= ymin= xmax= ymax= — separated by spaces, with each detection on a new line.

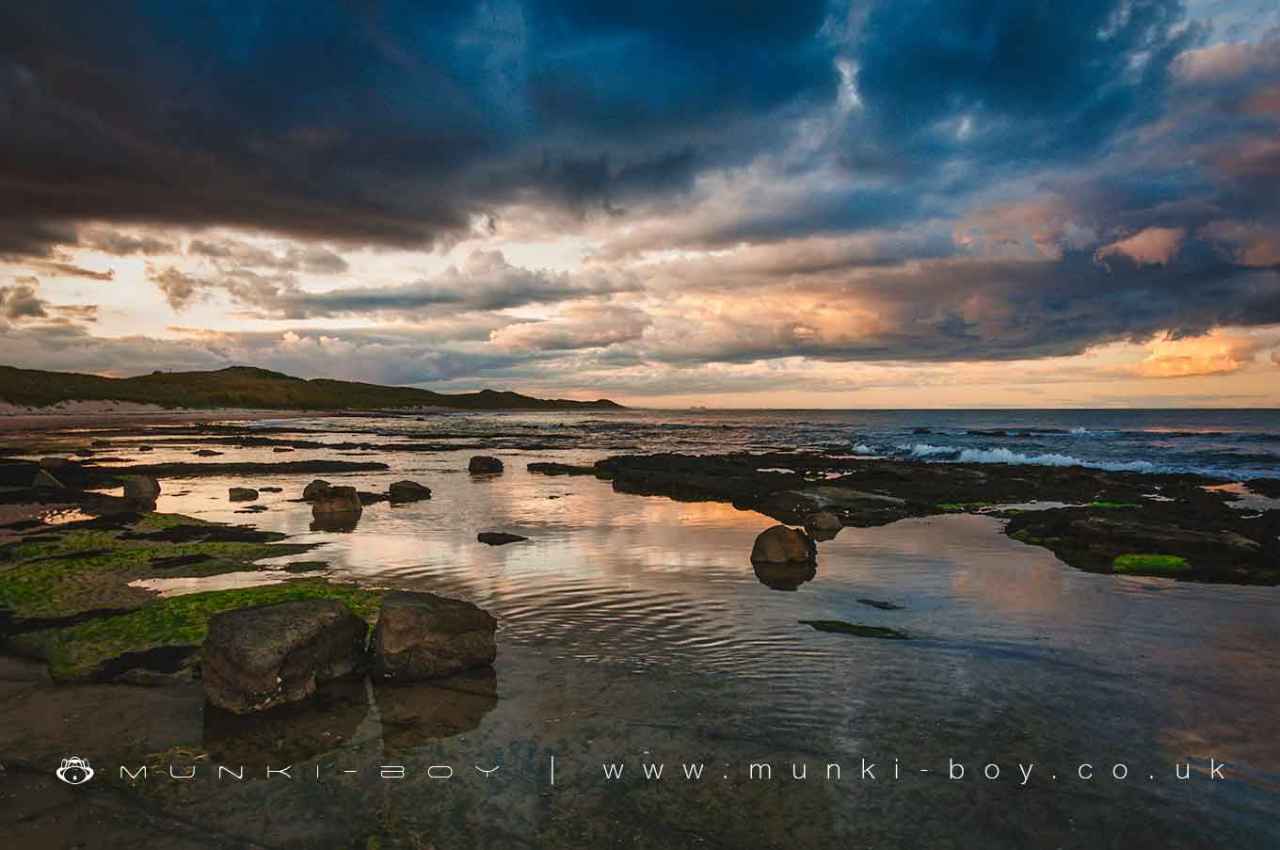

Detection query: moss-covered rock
xmin=0 ymin=513 xmax=315 ymax=627
xmin=9 ymin=579 xmax=381 ymax=682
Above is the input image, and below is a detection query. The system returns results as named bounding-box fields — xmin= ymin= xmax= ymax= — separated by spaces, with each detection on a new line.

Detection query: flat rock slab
xmin=202 ymin=599 xmax=368 ymax=714
xmin=372 ymin=591 xmax=497 ymax=682
xmin=527 ymin=462 xmax=596 ymax=476
xmin=478 ymin=531 xmax=528 ymax=546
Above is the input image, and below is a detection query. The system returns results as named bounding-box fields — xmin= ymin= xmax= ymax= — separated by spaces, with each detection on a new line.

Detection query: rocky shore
xmin=531 ymin=452 xmax=1280 ymax=585
xmin=0 ymin=418 xmax=1276 ymax=847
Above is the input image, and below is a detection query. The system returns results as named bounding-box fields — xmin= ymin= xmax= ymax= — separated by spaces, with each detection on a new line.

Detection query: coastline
xmin=0 ymin=402 xmax=344 ymax=435
xmin=0 ymin=412 xmax=1277 ymax=848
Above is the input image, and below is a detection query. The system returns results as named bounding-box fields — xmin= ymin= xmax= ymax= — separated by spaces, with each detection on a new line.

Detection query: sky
xmin=1 ymin=1 xmax=1279 ymax=408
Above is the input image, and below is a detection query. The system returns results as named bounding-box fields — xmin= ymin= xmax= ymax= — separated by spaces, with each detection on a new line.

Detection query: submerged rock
xmin=302 ymin=479 xmax=332 ymax=501
xmin=477 ymin=531 xmax=528 ymax=546
xmin=201 ymin=599 xmax=369 ymax=714
xmin=804 ymin=511 xmax=843 ymax=541
xmin=371 ymin=591 xmax=497 ymax=682
xmin=193 ymin=449 xmax=223 ymax=457
xmin=31 ymin=469 xmax=65 ymax=490
xmin=228 ymin=487 xmax=259 ymax=502
xmin=122 ymin=475 xmax=161 ymax=503
xmin=800 ymin=620 xmax=909 ymax=640
xmin=856 ymin=598 xmax=905 ymax=611
xmin=750 ymin=525 xmax=816 ymax=565
xmin=468 ymin=455 xmax=504 ymax=474
xmin=388 ymin=480 xmax=432 ymax=503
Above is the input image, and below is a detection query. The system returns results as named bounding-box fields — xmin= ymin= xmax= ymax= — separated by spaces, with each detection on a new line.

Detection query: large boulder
xmin=371 ymin=591 xmax=497 ymax=682
xmin=388 ymin=480 xmax=432 ymax=503
xmin=311 ymin=485 xmax=361 ymax=514
xmin=468 ymin=456 xmax=504 ymax=475
xmin=201 ymin=599 xmax=369 ymax=714
xmin=804 ymin=511 xmax=843 ymax=541
xmin=750 ymin=525 xmax=816 ymax=565
xmin=122 ymin=475 xmax=161 ymax=503
xmin=228 ymin=487 xmax=259 ymax=502
xmin=302 ymin=479 xmax=332 ymax=501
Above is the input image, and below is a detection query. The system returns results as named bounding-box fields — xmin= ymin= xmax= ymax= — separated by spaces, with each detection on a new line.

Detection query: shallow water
xmin=86 ymin=423 xmax=1280 ymax=848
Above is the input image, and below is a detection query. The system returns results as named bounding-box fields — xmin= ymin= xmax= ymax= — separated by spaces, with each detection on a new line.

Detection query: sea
xmin=262 ymin=407 xmax=1280 ymax=480
xmin=46 ymin=407 xmax=1280 ymax=847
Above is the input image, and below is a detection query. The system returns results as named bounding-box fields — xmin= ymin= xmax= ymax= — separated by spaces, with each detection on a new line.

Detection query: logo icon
xmin=56 ymin=756 xmax=95 ymax=785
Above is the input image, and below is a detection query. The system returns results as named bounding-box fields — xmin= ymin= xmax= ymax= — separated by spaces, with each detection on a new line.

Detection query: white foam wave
xmin=900 ymin=443 xmax=958 ymax=458
xmin=888 ymin=442 xmax=1160 ymax=472
xmin=951 ymin=447 xmax=1158 ymax=472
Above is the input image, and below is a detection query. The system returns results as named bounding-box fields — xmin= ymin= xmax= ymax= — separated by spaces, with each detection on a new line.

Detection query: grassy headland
xmin=0 ymin=364 xmax=623 ymax=412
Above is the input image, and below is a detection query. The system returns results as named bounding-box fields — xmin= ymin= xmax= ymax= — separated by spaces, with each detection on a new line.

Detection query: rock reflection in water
xmin=201 ymin=669 xmax=499 ymax=767
xmin=375 ymin=666 xmax=498 ymax=755
xmin=203 ymin=678 xmax=370 ymax=767
xmin=752 ymin=561 xmax=817 ymax=591
xmin=310 ymin=510 xmax=362 ymax=533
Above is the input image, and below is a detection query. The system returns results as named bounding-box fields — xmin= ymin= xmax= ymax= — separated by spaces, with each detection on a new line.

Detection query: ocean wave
xmin=885 ymin=442 xmax=1162 ymax=472
xmin=952 ymin=447 xmax=1158 ymax=472
xmin=899 ymin=443 xmax=959 ymax=458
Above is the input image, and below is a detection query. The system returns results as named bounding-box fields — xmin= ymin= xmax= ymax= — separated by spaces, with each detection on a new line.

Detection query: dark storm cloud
xmin=852 ymin=0 xmax=1198 ymax=167
xmin=0 ymin=0 xmax=834 ymax=255
xmin=3 ymin=0 xmax=1280 ymax=385
xmin=83 ymin=230 xmax=177 ymax=256
xmin=187 ymin=238 xmax=349 ymax=274
xmin=148 ymin=249 xmax=636 ymax=318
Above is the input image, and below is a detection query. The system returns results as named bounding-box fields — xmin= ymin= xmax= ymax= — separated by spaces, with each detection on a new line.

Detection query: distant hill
xmin=0 ymin=365 xmax=624 ymax=412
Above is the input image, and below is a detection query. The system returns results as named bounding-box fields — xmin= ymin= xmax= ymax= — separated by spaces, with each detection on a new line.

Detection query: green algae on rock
xmin=1112 ymin=554 xmax=1191 ymax=576
xmin=0 ymin=514 xmax=315 ymax=627
xmin=9 ymin=578 xmax=382 ymax=682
